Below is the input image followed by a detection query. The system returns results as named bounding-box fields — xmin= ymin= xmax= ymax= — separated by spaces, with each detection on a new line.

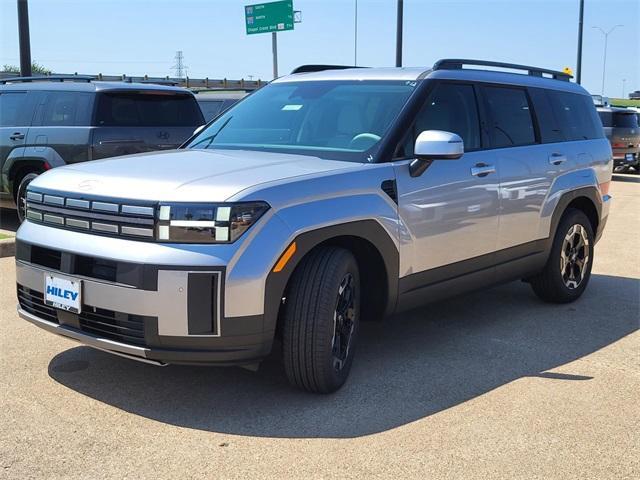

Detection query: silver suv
xmin=15 ymin=60 xmax=612 ymax=393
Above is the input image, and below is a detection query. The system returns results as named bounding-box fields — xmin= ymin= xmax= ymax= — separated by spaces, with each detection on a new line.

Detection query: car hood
xmin=30 ymin=149 xmax=359 ymax=202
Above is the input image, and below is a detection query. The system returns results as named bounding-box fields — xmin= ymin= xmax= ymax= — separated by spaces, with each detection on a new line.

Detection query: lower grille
xmin=79 ymin=307 xmax=146 ymax=346
xmin=17 ymin=284 xmax=149 ymax=346
xmin=17 ymin=285 xmax=59 ymax=324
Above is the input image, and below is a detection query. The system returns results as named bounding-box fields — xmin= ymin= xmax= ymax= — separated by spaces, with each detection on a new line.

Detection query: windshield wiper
xmin=193 ymin=116 xmax=233 ymax=149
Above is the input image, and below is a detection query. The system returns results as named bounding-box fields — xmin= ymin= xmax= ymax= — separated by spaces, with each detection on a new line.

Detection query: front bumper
xmin=14 ymin=225 xmax=276 ymax=366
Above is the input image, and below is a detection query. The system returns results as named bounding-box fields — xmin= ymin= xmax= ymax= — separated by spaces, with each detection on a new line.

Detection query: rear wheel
xmin=529 ymin=209 xmax=594 ymax=303
xmin=15 ymin=172 xmax=39 ymax=223
xmin=282 ymin=246 xmax=360 ymax=393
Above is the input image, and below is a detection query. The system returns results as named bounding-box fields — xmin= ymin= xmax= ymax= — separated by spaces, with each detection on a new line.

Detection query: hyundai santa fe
xmin=15 ymin=59 xmax=612 ymax=393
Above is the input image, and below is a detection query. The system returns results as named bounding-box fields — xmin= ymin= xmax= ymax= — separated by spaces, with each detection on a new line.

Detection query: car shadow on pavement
xmin=48 ymin=273 xmax=639 ymax=439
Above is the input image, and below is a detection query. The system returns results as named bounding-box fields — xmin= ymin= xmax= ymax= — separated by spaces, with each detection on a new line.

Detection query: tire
xmin=613 ymin=165 xmax=630 ymax=173
xmin=15 ymin=171 xmax=39 ymax=223
xmin=282 ymin=246 xmax=360 ymax=393
xmin=529 ymin=208 xmax=594 ymax=303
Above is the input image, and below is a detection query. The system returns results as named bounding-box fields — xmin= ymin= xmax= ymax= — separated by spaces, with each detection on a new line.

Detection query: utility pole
xmin=593 ymin=25 xmax=623 ymax=95
xmin=622 ymin=78 xmax=626 ymax=98
xmin=395 ymin=0 xmax=403 ymax=67
xmin=576 ymin=0 xmax=584 ymax=84
xmin=272 ymin=32 xmax=278 ymax=79
xmin=17 ymin=0 xmax=32 ymax=77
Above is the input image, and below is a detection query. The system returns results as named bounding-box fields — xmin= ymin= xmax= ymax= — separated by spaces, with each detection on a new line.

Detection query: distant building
xmin=630 ymin=90 xmax=640 ymax=100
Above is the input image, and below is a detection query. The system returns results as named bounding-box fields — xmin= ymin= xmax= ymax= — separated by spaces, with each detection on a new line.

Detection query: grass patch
xmin=609 ymin=98 xmax=640 ymax=107
xmin=0 ymin=233 xmax=13 ymax=240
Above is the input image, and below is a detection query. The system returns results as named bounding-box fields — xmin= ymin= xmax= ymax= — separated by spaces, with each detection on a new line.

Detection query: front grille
xmin=25 ymin=189 xmax=156 ymax=240
xmin=79 ymin=306 xmax=146 ymax=346
xmin=17 ymin=284 xmax=150 ymax=346
xmin=17 ymin=285 xmax=59 ymax=324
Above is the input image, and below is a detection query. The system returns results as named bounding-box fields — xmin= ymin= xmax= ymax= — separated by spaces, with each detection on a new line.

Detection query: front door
xmin=393 ymin=82 xmax=500 ymax=277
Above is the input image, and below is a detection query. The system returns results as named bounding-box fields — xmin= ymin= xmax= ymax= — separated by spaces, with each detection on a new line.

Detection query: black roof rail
xmin=291 ymin=64 xmax=365 ymax=74
xmin=433 ymin=59 xmax=572 ymax=81
xmin=0 ymin=75 xmax=95 ymax=84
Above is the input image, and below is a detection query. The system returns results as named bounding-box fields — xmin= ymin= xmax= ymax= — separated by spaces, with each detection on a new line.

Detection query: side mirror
xmin=409 ymin=130 xmax=464 ymax=177
xmin=193 ymin=125 xmax=206 ymax=137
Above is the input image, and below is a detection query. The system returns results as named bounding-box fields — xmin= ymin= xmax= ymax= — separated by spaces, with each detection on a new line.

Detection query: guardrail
xmin=0 ymin=71 xmax=265 ymax=91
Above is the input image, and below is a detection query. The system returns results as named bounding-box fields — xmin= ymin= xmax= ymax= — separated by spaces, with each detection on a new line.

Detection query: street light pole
xmin=17 ymin=0 xmax=32 ymax=77
xmin=354 ymin=0 xmax=358 ymax=66
xmin=576 ymin=0 xmax=584 ymax=84
xmin=272 ymin=31 xmax=278 ymax=79
xmin=622 ymin=79 xmax=626 ymax=98
xmin=395 ymin=0 xmax=403 ymax=67
xmin=593 ymin=25 xmax=623 ymax=96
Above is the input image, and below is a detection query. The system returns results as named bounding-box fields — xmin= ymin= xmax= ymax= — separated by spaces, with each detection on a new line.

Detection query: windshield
xmin=186 ymin=80 xmax=417 ymax=162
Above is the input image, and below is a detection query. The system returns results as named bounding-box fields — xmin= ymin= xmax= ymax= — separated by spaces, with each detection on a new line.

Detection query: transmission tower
xmin=171 ymin=50 xmax=187 ymax=78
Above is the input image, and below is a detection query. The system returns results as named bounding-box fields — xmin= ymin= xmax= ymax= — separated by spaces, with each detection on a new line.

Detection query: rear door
xmin=480 ymin=84 xmax=555 ymax=250
xmin=91 ymin=92 xmax=205 ymax=160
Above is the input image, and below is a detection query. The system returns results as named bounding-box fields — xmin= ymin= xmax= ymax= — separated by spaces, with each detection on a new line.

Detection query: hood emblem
xmin=77 ymin=179 xmax=101 ymax=191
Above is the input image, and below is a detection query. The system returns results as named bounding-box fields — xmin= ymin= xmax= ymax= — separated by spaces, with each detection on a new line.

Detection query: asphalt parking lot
xmin=0 ymin=175 xmax=638 ymax=480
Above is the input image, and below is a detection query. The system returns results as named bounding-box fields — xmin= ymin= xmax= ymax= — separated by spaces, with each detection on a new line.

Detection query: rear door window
xmin=482 ymin=86 xmax=535 ymax=148
xmin=548 ymin=91 xmax=602 ymax=140
xmin=528 ymin=88 xmax=564 ymax=144
xmin=0 ymin=92 xmax=29 ymax=126
xmin=94 ymin=93 xmax=204 ymax=127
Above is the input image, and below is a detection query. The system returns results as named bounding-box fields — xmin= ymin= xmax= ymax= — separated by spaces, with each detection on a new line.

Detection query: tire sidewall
xmin=322 ymin=254 xmax=361 ymax=388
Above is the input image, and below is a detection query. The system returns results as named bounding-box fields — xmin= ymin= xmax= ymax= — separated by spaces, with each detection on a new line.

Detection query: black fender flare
xmin=263 ymin=220 xmax=399 ymax=333
xmin=548 ymin=186 xmax=602 ymax=246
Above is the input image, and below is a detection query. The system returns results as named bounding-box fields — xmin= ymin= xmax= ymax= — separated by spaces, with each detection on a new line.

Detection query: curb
xmin=0 ymin=237 xmax=15 ymax=258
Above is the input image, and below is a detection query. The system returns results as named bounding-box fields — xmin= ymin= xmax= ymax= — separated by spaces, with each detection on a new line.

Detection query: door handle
xmin=9 ymin=132 xmax=25 ymax=140
xmin=470 ymin=163 xmax=496 ymax=177
xmin=549 ymin=153 xmax=567 ymax=165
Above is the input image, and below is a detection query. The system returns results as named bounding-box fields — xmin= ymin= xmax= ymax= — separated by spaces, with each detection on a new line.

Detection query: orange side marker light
xmin=273 ymin=242 xmax=297 ymax=273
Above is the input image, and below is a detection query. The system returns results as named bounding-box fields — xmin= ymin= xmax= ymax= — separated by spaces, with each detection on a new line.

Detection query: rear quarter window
xmin=94 ymin=92 xmax=204 ymax=127
xmin=549 ymin=91 xmax=603 ymax=140
xmin=39 ymin=91 xmax=92 ymax=126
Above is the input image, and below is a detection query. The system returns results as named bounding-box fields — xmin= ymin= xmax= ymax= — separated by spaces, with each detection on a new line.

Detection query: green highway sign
xmin=245 ymin=1 xmax=294 ymax=35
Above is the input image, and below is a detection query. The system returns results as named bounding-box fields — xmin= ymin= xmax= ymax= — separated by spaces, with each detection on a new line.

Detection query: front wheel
xmin=282 ymin=247 xmax=360 ymax=393
xmin=15 ymin=172 xmax=39 ymax=223
xmin=529 ymin=209 xmax=594 ymax=303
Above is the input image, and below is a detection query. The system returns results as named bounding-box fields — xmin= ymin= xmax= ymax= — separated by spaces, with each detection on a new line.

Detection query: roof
xmin=276 ymin=65 xmax=588 ymax=95
xmin=0 ymin=80 xmax=194 ymax=94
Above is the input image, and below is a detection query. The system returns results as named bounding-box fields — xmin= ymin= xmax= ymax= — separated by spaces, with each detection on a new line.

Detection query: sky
xmin=1 ymin=0 xmax=638 ymax=98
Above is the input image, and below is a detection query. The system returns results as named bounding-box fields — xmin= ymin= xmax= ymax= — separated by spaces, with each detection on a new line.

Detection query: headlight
xmin=157 ymin=202 xmax=269 ymax=243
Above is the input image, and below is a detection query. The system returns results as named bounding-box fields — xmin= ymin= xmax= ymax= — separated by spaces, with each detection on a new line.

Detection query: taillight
xmin=612 ymin=143 xmax=624 ymax=148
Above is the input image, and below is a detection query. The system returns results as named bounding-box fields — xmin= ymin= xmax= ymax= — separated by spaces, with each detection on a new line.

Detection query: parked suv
xmin=597 ymin=106 xmax=640 ymax=173
xmin=15 ymin=60 xmax=612 ymax=393
xmin=195 ymin=91 xmax=247 ymax=122
xmin=0 ymin=76 xmax=204 ymax=220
